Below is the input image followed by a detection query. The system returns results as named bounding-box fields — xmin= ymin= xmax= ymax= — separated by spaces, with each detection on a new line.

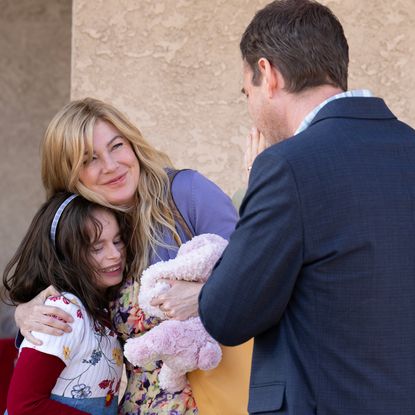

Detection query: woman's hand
xmin=15 ymin=285 xmax=74 ymax=345
xmin=244 ymin=127 xmax=267 ymax=180
xmin=150 ymin=280 xmax=203 ymax=321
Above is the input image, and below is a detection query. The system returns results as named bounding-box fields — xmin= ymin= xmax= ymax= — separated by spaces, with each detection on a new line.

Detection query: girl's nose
xmin=107 ymin=243 xmax=122 ymax=259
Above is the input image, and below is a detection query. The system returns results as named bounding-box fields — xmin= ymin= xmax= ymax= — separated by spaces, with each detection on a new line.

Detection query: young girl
xmin=3 ymin=192 xmax=132 ymax=415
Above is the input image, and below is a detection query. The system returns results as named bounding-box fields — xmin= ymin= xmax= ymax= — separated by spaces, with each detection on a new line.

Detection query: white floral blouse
xmin=20 ymin=293 xmax=123 ymax=411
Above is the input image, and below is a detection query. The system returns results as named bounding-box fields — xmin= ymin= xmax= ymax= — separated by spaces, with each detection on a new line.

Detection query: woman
xmin=14 ymin=98 xmax=238 ymax=414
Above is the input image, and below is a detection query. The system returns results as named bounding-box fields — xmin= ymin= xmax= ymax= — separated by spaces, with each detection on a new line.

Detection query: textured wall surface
xmin=72 ymin=0 xmax=270 ymax=195
xmin=0 ymin=0 xmax=71 ymax=337
xmin=72 ymin=0 xmax=415 ymax=196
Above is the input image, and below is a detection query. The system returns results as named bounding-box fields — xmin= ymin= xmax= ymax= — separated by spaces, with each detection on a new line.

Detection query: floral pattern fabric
xmin=111 ymin=276 xmax=198 ymax=415
xmin=110 ymin=169 xmax=238 ymax=414
xmin=20 ymin=293 xmax=123 ymax=413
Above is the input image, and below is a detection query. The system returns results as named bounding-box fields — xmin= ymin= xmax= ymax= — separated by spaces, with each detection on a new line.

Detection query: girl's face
xmin=79 ymin=120 xmax=140 ymax=206
xmin=89 ymin=209 xmax=126 ymax=290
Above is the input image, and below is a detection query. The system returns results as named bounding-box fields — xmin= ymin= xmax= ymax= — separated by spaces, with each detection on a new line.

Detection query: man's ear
xmin=257 ymin=58 xmax=284 ymax=98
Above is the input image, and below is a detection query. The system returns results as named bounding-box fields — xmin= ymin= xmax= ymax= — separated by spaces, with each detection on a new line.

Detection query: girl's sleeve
xmin=19 ymin=294 xmax=86 ymax=365
xmin=172 ymin=170 xmax=238 ymax=240
xmin=7 ymin=348 xmax=89 ymax=415
xmin=8 ymin=295 xmax=89 ymax=414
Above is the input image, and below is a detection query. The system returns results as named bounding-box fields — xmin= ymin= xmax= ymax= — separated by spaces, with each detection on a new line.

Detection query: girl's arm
xmin=14 ymin=286 xmax=74 ymax=346
xmin=7 ymin=348 xmax=89 ymax=415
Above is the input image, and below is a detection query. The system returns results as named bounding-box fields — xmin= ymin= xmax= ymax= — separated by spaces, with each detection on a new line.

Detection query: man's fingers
xmin=245 ymin=132 xmax=252 ymax=167
xmin=245 ymin=127 xmax=263 ymax=175
xmin=258 ymin=131 xmax=266 ymax=153
xmin=251 ymin=127 xmax=260 ymax=159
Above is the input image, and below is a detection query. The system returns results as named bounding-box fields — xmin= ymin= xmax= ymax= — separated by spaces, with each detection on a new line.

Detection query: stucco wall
xmin=0 ymin=0 xmax=71 ymax=337
xmin=72 ymin=0 xmax=415 ymax=196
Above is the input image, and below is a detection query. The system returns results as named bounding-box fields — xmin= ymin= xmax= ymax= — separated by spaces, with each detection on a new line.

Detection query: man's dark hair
xmin=240 ymin=0 xmax=349 ymax=92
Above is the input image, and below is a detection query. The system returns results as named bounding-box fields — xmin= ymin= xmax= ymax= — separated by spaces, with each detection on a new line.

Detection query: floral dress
xmin=111 ymin=275 xmax=198 ymax=415
xmin=111 ymin=169 xmax=238 ymax=414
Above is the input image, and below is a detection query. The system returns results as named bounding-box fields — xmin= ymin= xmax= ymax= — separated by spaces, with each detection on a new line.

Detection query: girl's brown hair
xmin=2 ymin=192 xmax=132 ymax=332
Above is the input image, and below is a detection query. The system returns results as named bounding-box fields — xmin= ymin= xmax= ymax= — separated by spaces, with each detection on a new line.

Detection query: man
xmin=199 ymin=1 xmax=415 ymax=414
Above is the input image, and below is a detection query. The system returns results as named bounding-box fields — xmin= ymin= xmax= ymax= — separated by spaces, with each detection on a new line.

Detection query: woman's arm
xmin=7 ymin=348 xmax=89 ymax=415
xmin=15 ymin=286 xmax=73 ymax=346
xmin=151 ymin=170 xmax=238 ymax=320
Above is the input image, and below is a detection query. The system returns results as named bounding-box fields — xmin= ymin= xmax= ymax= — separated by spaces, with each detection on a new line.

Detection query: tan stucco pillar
xmin=0 ymin=0 xmax=71 ymax=336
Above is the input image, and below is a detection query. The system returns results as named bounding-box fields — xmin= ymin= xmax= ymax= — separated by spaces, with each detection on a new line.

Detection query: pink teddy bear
xmin=123 ymin=233 xmax=228 ymax=392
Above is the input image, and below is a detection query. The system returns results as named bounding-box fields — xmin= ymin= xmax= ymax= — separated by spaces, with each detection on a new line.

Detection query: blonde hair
xmin=41 ymin=97 xmax=180 ymax=276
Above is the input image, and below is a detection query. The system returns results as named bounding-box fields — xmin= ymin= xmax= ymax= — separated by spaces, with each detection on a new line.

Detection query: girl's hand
xmin=150 ymin=280 xmax=203 ymax=321
xmin=244 ymin=127 xmax=267 ymax=180
xmin=15 ymin=285 xmax=74 ymax=345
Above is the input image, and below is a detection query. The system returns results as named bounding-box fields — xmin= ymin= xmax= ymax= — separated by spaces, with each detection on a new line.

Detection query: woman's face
xmin=79 ymin=120 xmax=140 ymax=206
xmin=89 ymin=209 xmax=126 ymax=289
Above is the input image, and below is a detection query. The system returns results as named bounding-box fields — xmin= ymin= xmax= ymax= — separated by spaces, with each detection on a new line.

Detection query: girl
xmin=13 ymin=98 xmax=238 ymax=414
xmin=3 ymin=192 xmax=132 ymax=415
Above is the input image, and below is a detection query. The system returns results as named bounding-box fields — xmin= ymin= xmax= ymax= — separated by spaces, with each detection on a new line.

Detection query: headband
xmin=50 ymin=194 xmax=78 ymax=247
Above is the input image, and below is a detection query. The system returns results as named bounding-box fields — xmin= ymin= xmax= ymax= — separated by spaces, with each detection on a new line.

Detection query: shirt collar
xmin=294 ymin=89 xmax=373 ymax=135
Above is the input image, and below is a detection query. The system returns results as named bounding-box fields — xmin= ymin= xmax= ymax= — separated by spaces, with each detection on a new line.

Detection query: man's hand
xmin=245 ymin=127 xmax=267 ymax=180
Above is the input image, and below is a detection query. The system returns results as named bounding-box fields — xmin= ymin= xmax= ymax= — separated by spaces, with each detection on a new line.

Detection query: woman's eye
xmin=112 ymin=142 xmax=123 ymax=151
xmin=114 ymin=238 xmax=124 ymax=246
xmin=83 ymin=155 xmax=97 ymax=165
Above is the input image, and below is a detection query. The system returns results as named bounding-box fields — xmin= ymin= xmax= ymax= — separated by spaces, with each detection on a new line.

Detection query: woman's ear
xmin=257 ymin=58 xmax=284 ymax=98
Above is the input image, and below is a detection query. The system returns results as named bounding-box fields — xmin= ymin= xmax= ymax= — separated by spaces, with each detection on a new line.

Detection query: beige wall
xmin=0 ymin=0 xmax=71 ymax=337
xmin=72 ymin=0 xmax=415 ymax=196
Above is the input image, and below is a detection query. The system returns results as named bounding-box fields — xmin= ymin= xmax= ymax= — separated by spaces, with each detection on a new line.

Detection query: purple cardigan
xmin=151 ymin=169 xmax=238 ymax=264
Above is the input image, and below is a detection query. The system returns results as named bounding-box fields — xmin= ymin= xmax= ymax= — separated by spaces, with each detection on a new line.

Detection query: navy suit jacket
xmin=199 ymin=97 xmax=415 ymax=415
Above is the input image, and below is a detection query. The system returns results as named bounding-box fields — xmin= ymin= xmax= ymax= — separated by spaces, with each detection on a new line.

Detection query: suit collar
xmin=309 ymin=97 xmax=397 ymax=128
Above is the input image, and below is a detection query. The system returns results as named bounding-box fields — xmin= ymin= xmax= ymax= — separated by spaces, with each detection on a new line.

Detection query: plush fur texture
xmin=123 ymin=233 xmax=228 ymax=392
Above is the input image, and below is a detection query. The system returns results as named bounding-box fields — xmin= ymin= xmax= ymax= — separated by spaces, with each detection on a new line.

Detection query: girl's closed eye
xmin=114 ymin=238 xmax=124 ymax=246
xmin=91 ymin=243 xmax=103 ymax=253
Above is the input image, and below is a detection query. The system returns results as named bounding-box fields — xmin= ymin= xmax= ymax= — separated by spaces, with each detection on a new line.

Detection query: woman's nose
xmin=102 ymin=153 xmax=117 ymax=172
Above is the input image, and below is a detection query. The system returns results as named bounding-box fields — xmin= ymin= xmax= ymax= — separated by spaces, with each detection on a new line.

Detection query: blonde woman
xmin=14 ymin=98 xmax=238 ymax=414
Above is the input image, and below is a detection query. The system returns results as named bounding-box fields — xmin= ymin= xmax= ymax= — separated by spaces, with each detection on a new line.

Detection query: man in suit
xmin=199 ymin=1 xmax=415 ymax=414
